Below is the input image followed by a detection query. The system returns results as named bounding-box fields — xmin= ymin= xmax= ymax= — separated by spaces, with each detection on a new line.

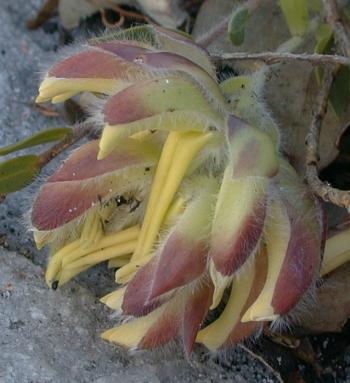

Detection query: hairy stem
xmin=211 ymin=51 xmax=350 ymax=67
xmin=305 ymin=68 xmax=350 ymax=210
xmin=37 ymin=124 xmax=91 ymax=168
xmin=196 ymin=0 xmax=262 ymax=47
xmin=322 ymin=0 xmax=350 ymax=57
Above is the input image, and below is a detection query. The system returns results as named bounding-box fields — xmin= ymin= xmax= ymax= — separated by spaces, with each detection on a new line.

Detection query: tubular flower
xmin=32 ymin=25 xmax=325 ymax=353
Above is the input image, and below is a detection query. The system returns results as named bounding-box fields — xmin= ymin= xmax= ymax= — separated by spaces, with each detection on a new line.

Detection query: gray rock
xmin=0 ymin=248 xmax=273 ymax=383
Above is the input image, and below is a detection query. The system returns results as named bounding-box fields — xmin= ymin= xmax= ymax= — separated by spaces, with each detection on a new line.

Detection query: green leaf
xmin=343 ymin=4 xmax=350 ymax=23
xmin=313 ymin=24 xmax=350 ymax=118
xmin=314 ymin=24 xmax=333 ymax=83
xmin=0 ymin=155 xmax=40 ymax=194
xmin=307 ymin=0 xmax=322 ymax=13
xmin=228 ymin=8 xmax=250 ymax=46
xmin=280 ymin=0 xmax=309 ymax=36
xmin=330 ymin=66 xmax=350 ymax=118
xmin=315 ymin=24 xmax=333 ymax=54
xmin=0 ymin=128 xmax=72 ymax=156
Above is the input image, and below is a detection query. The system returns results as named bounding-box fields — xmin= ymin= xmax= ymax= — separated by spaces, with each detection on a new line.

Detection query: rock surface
xmin=0 ymin=1 xmax=277 ymax=382
xmin=1 ymin=248 xmax=272 ymax=383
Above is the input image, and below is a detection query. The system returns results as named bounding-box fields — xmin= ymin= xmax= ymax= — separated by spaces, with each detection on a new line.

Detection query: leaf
xmin=0 ymin=155 xmax=40 ymax=194
xmin=192 ymin=0 xmax=290 ymax=53
xmin=329 ymin=66 xmax=350 ymax=118
xmin=343 ymin=3 xmax=350 ymax=23
xmin=314 ymin=24 xmax=333 ymax=83
xmin=314 ymin=24 xmax=333 ymax=55
xmin=0 ymin=128 xmax=72 ymax=156
xmin=228 ymin=7 xmax=250 ymax=46
xmin=314 ymin=24 xmax=350 ymax=118
xmin=279 ymin=0 xmax=309 ymax=36
xmin=307 ymin=0 xmax=322 ymax=13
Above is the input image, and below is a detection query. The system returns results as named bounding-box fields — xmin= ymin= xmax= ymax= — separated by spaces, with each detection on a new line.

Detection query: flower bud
xmin=32 ymin=138 xmax=157 ymax=232
xmin=210 ymin=116 xmax=279 ymax=276
xmin=243 ymin=162 xmax=323 ymax=321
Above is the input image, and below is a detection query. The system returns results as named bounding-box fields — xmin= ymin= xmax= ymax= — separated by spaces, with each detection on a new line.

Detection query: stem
xmin=322 ymin=0 xmax=350 ymax=57
xmin=196 ymin=16 xmax=230 ymax=48
xmin=37 ymin=124 xmax=91 ymax=168
xmin=238 ymin=344 xmax=284 ymax=383
xmin=195 ymin=0 xmax=262 ymax=47
xmin=27 ymin=0 xmax=59 ymax=30
xmin=108 ymin=3 xmax=149 ymax=22
xmin=211 ymin=51 xmax=350 ymax=67
xmin=305 ymin=68 xmax=350 ymax=210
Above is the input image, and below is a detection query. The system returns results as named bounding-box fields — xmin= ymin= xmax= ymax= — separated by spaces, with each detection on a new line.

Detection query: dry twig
xmin=108 ymin=3 xmax=149 ymax=23
xmin=238 ymin=344 xmax=284 ymax=383
xmin=304 ymin=1 xmax=350 ymax=210
xmin=305 ymin=68 xmax=350 ymax=210
xmin=27 ymin=0 xmax=59 ymax=30
xmin=211 ymin=51 xmax=350 ymax=67
xmin=100 ymin=9 xmax=125 ymax=28
xmin=322 ymin=0 xmax=350 ymax=57
xmin=38 ymin=124 xmax=91 ymax=168
xmin=195 ymin=15 xmax=230 ymax=47
xmin=196 ymin=0 xmax=262 ymax=47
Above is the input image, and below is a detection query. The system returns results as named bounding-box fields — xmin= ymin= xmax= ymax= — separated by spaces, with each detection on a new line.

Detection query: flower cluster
xmin=32 ymin=25 xmax=324 ymax=353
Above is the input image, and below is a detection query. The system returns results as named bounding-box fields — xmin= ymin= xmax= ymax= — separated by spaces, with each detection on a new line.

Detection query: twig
xmin=27 ymin=0 xmax=59 ymax=30
xmin=238 ymin=345 xmax=284 ymax=383
xmin=100 ymin=9 xmax=125 ymax=28
xmin=305 ymin=68 xmax=334 ymax=171
xmin=196 ymin=15 xmax=230 ymax=48
xmin=108 ymin=4 xmax=149 ymax=23
xmin=196 ymin=0 xmax=262 ymax=47
xmin=322 ymin=0 xmax=350 ymax=57
xmin=38 ymin=124 xmax=91 ymax=168
xmin=305 ymin=68 xmax=350 ymax=210
xmin=210 ymin=51 xmax=350 ymax=67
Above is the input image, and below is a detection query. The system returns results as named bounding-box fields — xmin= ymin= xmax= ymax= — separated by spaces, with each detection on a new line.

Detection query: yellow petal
xmin=322 ymin=227 xmax=350 ymax=276
xmin=115 ymin=257 xmax=149 ymax=284
xmin=36 ymin=77 xmax=123 ymax=104
xmin=62 ymin=225 xmax=140 ymax=267
xmin=65 ymin=239 xmax=137 ymax=270
xmin=101 ymin=306 xmax=164 ymax=349
xmin=108 ymin=255 xmax=131 ymax=268
xmin=45 ymin=241 xmax=81 ymax=286
xmin=242 ymin=200 xmax=288 ymax=322
xmin=209 ymin=260 xmax=232 ymax=310
xmin=132 ymin=131 xmax=180 ymax=259
xmin=197 ymin=259 xmax=255 ymax=350
xmin=100 ymin=287 xmax=126 ymax=310
xmin=132 ymin=131 xmax=213 ymax=262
